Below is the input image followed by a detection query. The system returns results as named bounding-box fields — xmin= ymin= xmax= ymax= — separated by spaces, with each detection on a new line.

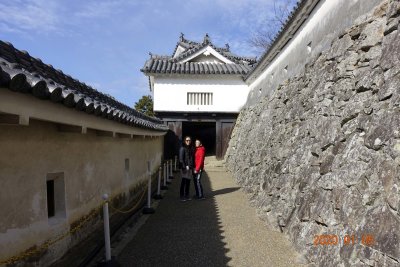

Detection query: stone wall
xmin=225 ymin=1 xmax=400 ymax=266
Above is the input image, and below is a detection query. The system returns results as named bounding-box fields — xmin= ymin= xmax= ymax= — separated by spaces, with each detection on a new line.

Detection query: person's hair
xmin=183 ymin=136 xmax=192 ymax=145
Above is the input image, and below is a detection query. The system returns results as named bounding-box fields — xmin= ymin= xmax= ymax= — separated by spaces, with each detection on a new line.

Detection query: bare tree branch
xmin=248 ymin=0 xmax=297 ymax=55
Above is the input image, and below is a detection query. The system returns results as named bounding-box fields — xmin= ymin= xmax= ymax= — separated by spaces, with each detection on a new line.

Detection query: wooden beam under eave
xmin=0 ymin=113 xmax=29 ymax=125
xmin=116 ymin=133 xmax=131 ymax=138
xmin=95 ymin=129 xmax=114 ymax=137
xmin=56 ymin=123 xmax=83 ymax=133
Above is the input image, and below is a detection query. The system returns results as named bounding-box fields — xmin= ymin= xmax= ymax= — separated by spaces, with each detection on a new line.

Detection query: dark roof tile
xmin=142 ymin=59 xmax=250 ymax=76
xmin=0 ymin=40 xmax=166 ymax=131
xmin=166 ymin=61 xmax=172 ymax=73
xmin=144 ymin=34 xmax=257 ymax=78
xmin=151 ymin=34 xmax=256 ymax=67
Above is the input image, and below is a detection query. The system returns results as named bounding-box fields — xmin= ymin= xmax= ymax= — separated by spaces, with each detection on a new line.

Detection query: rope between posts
xmin=0 ymin=207 xmax=101 ymax=265
xmin=108 ymin=185 xmax=148 ymax=214
xmin=0 ymin=183 xmax=150 ymax=265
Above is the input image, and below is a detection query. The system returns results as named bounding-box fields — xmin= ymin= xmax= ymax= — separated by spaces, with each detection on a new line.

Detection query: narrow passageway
xmin=117 ymin=157 xmax=306 ymax=267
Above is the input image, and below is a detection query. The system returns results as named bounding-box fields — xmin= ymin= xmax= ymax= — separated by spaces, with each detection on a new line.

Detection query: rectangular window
xmin=47 ymin=180 xmax=55 ymax=218
xmin=46 ymin=172 xmax=66 ymax=223
xmin=187 ymin=92 xmax=213 ymax=105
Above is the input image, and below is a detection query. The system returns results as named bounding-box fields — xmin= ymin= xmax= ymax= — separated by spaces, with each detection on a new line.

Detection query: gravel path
xmin=117 ymin=158 xmax=307 ymax=267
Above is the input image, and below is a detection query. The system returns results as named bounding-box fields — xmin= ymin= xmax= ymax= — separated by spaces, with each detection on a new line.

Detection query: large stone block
xmin=359 ymin=18 xmax=386 ymax=50
xmin=380 ymin=29 xmax=400 ymax=70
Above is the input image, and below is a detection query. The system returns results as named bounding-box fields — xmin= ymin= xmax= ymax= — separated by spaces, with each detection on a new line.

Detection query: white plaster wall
xmin=190 ymin=55 xmax=224 ymax=64
xmin=0 ymin=90 xmax=164 ymax=266
xmin=0 ymin=120 xmax=163 ymax=265
xmin=246 ymin=0 xmax=383 ymax=106
xmin=180 ymin=46 xmax=234 ymax=64
xmin=153 ymin=76 xmax=249 ymax=113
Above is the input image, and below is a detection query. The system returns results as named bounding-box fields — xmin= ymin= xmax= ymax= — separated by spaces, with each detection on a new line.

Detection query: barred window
xmin=187 ymin=92 xmax=213 ymax=105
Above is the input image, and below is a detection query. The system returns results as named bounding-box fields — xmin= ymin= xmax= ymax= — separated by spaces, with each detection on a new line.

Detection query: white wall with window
xmin=153 ymin=76 xmax=249 ymax=113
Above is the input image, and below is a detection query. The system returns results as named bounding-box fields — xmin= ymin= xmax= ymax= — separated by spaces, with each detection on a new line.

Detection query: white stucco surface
xmin=153 ymin=76 xmax=249 ymax=113
xmin=179 ymin=46 xmax=234 ymax=64
xmin=246 ymin=0 xmax=383 ymax=106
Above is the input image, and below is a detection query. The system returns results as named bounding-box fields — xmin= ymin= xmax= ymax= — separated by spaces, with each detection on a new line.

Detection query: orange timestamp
xmin=313 ymin=234 xmax=375 ymax=246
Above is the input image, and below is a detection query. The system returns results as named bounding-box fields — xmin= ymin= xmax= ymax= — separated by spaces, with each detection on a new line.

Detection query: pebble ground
xmin=117 ymin=157 xmax=308 ymax=267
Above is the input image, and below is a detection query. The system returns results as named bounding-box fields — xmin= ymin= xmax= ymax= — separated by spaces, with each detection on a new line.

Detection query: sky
xmin=0 ymin=0 xmax=296 ymax=107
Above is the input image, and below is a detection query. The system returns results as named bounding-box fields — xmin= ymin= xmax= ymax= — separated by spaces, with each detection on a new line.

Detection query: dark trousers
xmin=180 ymin=178 xmax=191 ymax=198
xmin=193 ymin=171 xmax=204 ymax=198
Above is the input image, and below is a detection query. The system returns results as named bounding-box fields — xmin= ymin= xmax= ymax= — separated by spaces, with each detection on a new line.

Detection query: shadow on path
xmin=118 ymin=171 xmax=232 ymax=267
xmin=210 ymin=186 xmax=240 ymax=197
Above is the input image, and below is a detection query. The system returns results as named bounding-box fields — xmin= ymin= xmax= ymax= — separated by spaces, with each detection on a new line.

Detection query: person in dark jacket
xmin=193 ymin=139 xmax=206 ymax=199
xmin=179 ymin=136 xmax=194 ymax=201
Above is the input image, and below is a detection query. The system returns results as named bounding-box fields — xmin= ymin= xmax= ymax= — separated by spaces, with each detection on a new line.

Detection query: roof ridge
xmin=214 ymin=47 xmax=257 ymax=63
xmin=141 ymin=58 xmax=251 ymax=76
xmin=149 ymin=53 xmax=173 ymax=60
xmin=172 ymin=41 xmax=256 ymax=65
xmin=169 ymin=33 xmax=257 ymax=65
xmin=171 ymin=33 xmax=201 ymax=58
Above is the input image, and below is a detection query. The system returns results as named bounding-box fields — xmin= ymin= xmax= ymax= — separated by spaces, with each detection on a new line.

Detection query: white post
xmin=169 ymin=160 xmax=173 ymax=178
xmin=154 ymin=166 xmax=163 ymax=197
xmin=174 ymin=156 xmax=177 ymax=171
xmin=163 ymin=162 xmax=167 ymax=186
xmin=143 ymin=161 xmax=155 ymax=214
xmin=102 ymin=194 xmax=111 ymax=262
xmin=147 ymin=161 xmax=151 ymax=208
xmin=166 ymin=161 xmax=170 ymax=182
xmin=157 ymin=166 xmax=161 ymax=195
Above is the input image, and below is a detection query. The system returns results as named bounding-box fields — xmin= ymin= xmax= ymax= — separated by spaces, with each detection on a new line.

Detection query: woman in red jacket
xmin=193 ymin=139 xmax=206 ymax=199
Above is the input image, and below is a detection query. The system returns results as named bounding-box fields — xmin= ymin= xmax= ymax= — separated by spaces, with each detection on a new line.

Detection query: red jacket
xmin=194 ymin=145 xmax=205 ymax=172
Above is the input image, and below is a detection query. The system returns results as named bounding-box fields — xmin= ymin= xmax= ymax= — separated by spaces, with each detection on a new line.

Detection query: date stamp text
xmin=313 ymin=234 xmax=375 ymax=246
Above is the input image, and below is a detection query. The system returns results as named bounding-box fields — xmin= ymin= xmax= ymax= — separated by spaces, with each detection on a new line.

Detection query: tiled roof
xmin=173 ymin=41 xmax=256 ymax=65
xmin=0 ymin=40 xmax=167 ymax=131
xmin=141 ymin=59 xmax=252 ymax=75
xmin=143 ymin=33 xmax=256 ymax=76
xmin=245 ymin=0 xmax=320 ymax=80
xmin=149 ymin=54 xmax=172 ymax=61
xmin=216 ymin=49 xmax=257 ymax=65
xmin=171 ymin=35 xmax=201 ymax=56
